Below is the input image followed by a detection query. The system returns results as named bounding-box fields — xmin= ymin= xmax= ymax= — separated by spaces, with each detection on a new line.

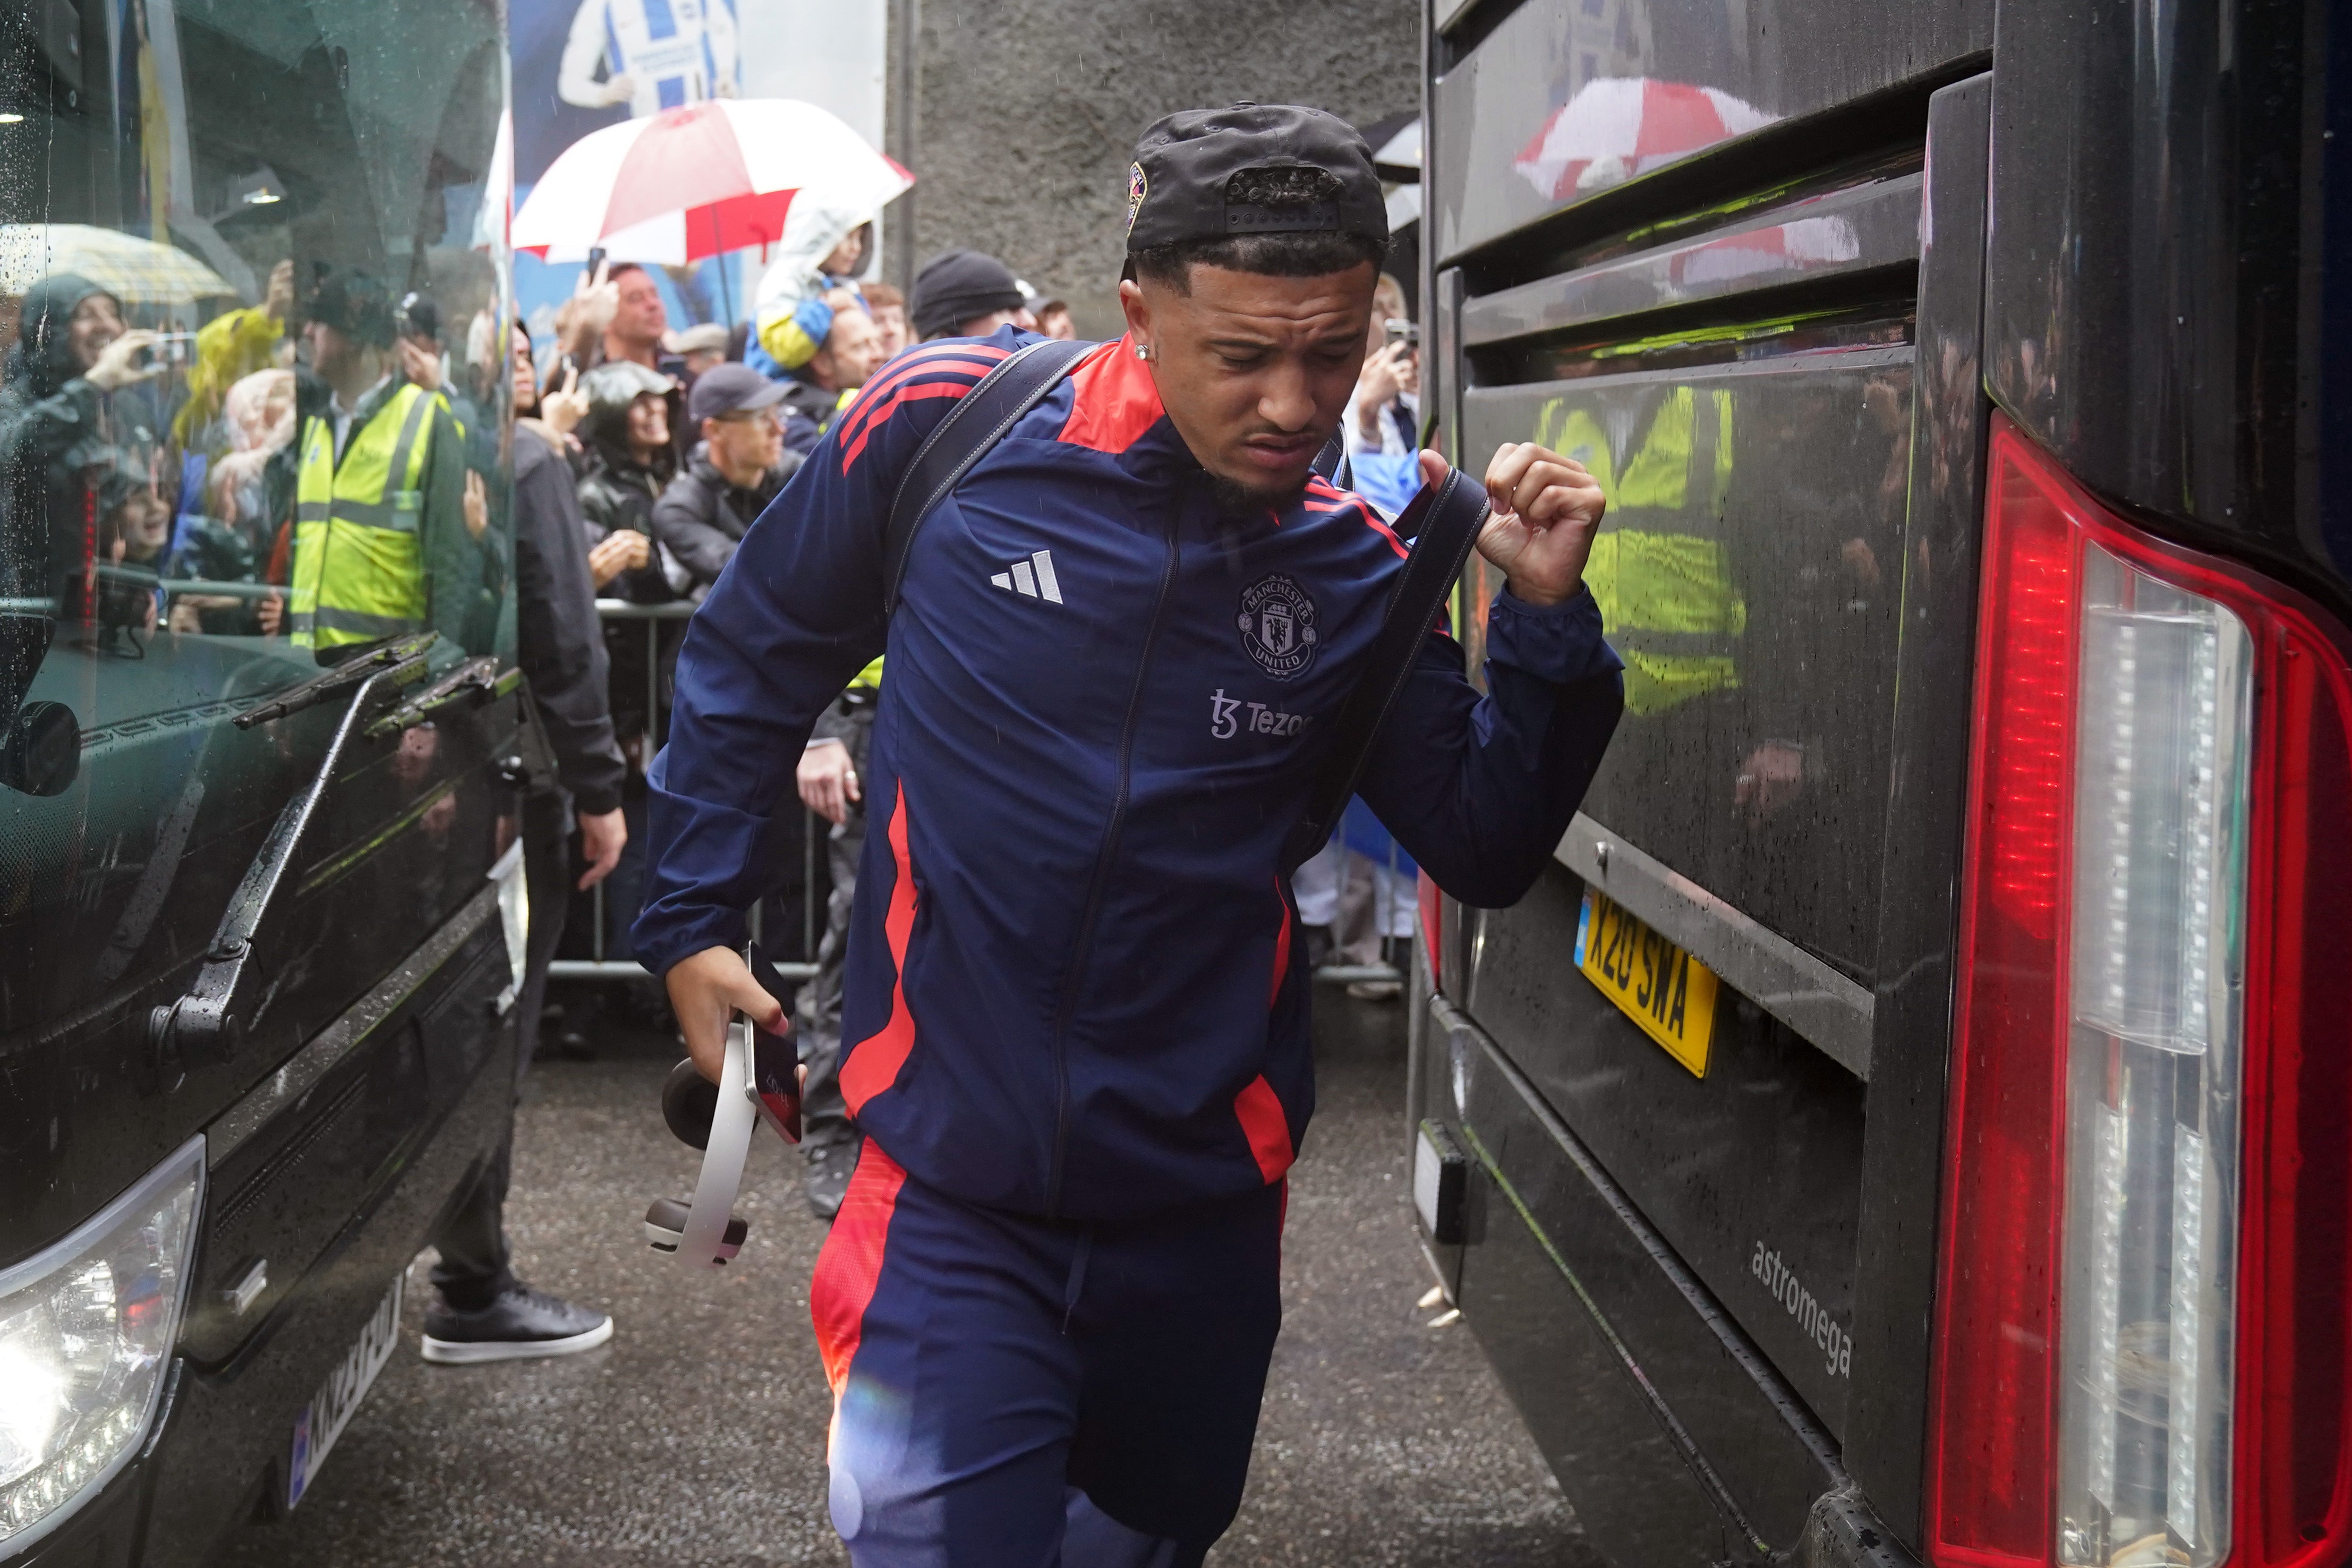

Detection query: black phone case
xmin=745 ymin=942 xmax=802 ymax=1143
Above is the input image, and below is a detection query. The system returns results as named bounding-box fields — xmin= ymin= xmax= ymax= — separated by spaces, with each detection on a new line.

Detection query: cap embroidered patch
xmin=1126 ymin=162 xmax=1149 ymax=233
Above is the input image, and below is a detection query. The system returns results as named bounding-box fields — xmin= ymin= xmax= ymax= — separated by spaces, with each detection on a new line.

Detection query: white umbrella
xmin=513 ymin=98 xmax=913 ymax=266
xmin=0 ymin=225 xmax=235 ymax=303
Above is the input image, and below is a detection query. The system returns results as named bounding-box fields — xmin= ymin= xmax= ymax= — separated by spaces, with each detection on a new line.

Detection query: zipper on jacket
xmin=1042 ymin=493 xmax=1183 ymax=1216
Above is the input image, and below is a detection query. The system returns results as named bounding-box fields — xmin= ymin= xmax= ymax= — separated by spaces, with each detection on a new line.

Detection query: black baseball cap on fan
xmin=1122 ymin=104 xmax=1388 ymax=253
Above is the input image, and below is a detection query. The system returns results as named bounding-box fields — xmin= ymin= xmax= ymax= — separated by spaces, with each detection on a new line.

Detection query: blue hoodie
xmin=636 ymin=327 xmax=1624 ymax=1220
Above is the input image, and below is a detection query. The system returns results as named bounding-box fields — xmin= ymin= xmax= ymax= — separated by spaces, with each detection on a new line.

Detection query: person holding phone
xmin=1347 ymin=271 xmax=1419 ymax=459
xmin=0 ymin=273 xmax=169 ymax=624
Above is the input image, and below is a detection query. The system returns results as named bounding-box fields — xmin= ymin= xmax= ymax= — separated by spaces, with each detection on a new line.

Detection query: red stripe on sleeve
xmin=839 ymin=783 xmax=920 ymax=1111
xmin=1307 ymin=479 xmax=1411 ymax=558
xmin=1234 ymin=1075 xmax=1296 ymax=1184
xmin=855 ymin=342 xmax=1008 ymax=409
xmin=839 ymin=380 xmax=978 ymax=473
xmin=835 ymin=348 xmax=1007 ymax=455
xmin=808 ymin=1141 xmax=909 ymax=1399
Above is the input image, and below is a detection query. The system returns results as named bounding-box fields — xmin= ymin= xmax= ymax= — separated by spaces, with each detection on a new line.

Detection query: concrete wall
xmin=883 ymin=0 xmax=1419 ymax=338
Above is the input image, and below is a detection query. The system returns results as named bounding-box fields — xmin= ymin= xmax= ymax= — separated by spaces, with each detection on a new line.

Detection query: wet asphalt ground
xmin=225 ymin=984 xmax=1600 ymax=1568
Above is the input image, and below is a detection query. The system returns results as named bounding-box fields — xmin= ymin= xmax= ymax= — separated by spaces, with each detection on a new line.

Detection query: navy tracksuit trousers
xmin=812 ymin=1142 xmax=1286 ymax=1567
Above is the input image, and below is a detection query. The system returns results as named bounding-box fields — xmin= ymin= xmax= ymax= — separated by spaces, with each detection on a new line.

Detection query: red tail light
xmin=1927 ymin=418 xmax=2352 ymax=1568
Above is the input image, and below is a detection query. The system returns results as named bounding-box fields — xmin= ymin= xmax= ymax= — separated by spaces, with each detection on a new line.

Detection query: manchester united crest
xmin=1237 ymin=574 xmax=1319 ymax=680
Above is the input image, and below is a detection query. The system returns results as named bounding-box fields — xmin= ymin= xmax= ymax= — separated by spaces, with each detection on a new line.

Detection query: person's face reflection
xmin=626 ymin=391 xmax=669 ymax=456
xmin=68 ymin=293 xmax=124 ymax=371
xmin=510 ymin=327 xmax=538 ymax=413
xmin=304 ymin=319 xmax=359 ymax=385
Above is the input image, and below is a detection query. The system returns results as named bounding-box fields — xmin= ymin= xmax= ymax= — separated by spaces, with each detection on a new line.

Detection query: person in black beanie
xmin=909 ymin=248 xmax=1036 ymax=342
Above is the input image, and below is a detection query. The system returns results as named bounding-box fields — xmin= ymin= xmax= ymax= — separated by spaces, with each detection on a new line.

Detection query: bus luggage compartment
xmin=1415 ymin=883 xmax=1853 ymax=1564
xmin=1416 ymin=114 xmax=1942 ymax=1563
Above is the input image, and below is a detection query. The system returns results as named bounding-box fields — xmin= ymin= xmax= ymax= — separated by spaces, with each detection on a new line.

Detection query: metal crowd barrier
xmin=549 ymin=599 xmax=818 ymax=984
xmin=546 ymin=595 xmax=1404 ymax=991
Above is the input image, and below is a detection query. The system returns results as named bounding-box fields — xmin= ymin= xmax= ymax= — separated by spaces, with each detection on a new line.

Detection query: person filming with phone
xmin=634 ymin=104 xmax=1623 ymax=1568
xmin=1348 ymin=270 xmax=1419 ymax=459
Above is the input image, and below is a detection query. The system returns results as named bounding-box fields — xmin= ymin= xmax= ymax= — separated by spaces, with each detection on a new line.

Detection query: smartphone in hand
xmin=745 ymin=942 xmax=800 ymax=1143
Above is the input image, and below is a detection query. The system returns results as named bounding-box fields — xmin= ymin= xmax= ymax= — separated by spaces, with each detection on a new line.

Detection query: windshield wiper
xmin=232 ymin=632 xmax=439 ymax=729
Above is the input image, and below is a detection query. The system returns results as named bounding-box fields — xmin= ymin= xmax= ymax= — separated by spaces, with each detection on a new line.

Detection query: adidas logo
xmin=990 ymin=550 xmax=1063 ymax=604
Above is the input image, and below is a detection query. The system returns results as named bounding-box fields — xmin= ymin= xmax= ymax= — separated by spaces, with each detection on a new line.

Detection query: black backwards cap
xmin=1123 ymin=103 xmax=1388 ymax=254
xmin=305 ymin=271 xmax=396 ymax=349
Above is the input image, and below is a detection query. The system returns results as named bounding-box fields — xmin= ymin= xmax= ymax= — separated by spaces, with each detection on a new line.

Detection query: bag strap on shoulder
xmin=881 ymin=337 xmax=1095 ymax=615
xmin=1281 ymin=465 xmax=1490 ymax=870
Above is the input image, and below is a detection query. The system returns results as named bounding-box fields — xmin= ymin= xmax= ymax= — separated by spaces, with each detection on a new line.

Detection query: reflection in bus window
xmin=0 ymin=0 xmax=510 ymax=885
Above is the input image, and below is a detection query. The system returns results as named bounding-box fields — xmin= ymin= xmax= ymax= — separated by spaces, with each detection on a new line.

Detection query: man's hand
xmin=576 ymin=807 xmax=626 ymax=889
xmin=257 ymin=592 xmax=283 ymax=636
xmin=562 ymin=260 xmax=619 ymax=357
xmin=540 ymin=363 xmax=588 ymax=438
xmin=1429 ymin=442 xmax=1606 ymax=608
xmin=587 ymin=529 xmax=650 ymax=587
xmin=666 ymin=945 xmax=786 ymax=1085
xmin=461 ymin=469 xmax=488 ymax=540
xmin=396 ymin=335 xmax=443 ymax=394
xmin=797 ymin=738 xmax=860 ymax=825
xmin=264 ymin=259 xmax=296 ymax=322
xmin=1353 ymin=342 xmax=1411 ymax=441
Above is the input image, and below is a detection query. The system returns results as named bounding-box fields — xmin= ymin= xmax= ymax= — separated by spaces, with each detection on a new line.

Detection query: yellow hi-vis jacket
xmin=288 ymin=382 xmax=442 ymax=651
xmin=1541 ymin=385 xmax=1745 ymax=716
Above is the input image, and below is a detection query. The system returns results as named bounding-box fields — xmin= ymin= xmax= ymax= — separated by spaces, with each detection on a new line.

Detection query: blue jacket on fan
xmin=634 ymin=327 xmax=1624 ymax=1221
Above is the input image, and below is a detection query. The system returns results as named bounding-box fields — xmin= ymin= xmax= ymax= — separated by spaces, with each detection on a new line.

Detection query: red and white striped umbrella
xmin=1514 ymin=78 xmax=1774 ymax=202
xmin=513 ymin=98 xmax=913 ymax=266
xmin=1670 ymin=212 xmax=1860 ymax=287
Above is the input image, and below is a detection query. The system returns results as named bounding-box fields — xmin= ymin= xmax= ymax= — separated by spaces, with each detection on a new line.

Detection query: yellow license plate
xmin=1574 ymin=889 xmax=1719 ymax=1078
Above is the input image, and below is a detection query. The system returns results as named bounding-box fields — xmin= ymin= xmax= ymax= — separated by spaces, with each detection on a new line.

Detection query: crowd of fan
xmin=499 ymin=215 xmax=1425 ymax=1213
xmin=0 ymin=204 xmax=1422 ymax=1220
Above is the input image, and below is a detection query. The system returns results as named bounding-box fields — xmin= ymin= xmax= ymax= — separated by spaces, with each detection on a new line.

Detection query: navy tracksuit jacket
xmin=636 ymin=330 xmax=1623 ymax=1216
xmin=634 ymin=327 xmax=1622 ymax=1559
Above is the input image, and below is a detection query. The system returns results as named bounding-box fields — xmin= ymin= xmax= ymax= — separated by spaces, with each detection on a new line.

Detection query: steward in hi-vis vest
xmin=287 ymin=272 xmax=491 ymax=660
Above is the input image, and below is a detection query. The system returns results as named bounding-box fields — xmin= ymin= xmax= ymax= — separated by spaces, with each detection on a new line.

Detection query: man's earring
xmin=1135 ymin=343 xmax=1151 ymax=361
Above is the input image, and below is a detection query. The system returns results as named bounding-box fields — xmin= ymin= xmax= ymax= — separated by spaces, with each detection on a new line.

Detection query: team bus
xmin=1408 ymin=2 xmax=2349 ymax=1565
xmin=0 ymin=1 xmax=525 ymax=1562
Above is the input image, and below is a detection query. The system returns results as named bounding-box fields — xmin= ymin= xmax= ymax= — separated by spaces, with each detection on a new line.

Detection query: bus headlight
xmin=0 ymin=1138 xmax=202 ymax=1554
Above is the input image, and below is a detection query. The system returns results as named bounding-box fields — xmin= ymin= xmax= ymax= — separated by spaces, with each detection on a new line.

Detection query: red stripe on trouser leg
xmin=809 ymin=1141 xmax=909 ymax=1399
xmin=1234 ymin=1075 xmax=1294 ymax=1183
xmin=1268 ymin=880 xmax=1293 ymax=1008
xmin=839 ymin=783 xmax=919 ymax=1114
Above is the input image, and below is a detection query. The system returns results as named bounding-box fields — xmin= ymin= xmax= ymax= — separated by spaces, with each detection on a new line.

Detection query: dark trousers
xmin=814 ymin=1141 xmax=1283 ymax=1566
xmin=792 ymin=702 xmax=873 ymax=1153
xmin=430 ymin=789 xmax=570 ymax=1311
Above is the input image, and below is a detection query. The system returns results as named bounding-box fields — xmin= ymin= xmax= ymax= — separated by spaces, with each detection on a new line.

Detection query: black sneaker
xmin=805 ymin=1137 xmax=862 ymax=1221
xmin=420 ymin=1284 xmax=613 ymax=1365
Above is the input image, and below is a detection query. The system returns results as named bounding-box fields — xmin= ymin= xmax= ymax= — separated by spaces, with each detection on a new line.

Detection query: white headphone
xmin=645 ymin=949 xmax=799 ymax=1267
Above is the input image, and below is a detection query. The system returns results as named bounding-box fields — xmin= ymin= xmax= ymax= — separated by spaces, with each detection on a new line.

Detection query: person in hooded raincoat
xmin=747 ymin=194 xmax=875 ymax=380
xmin=0 ymin=273 xmax=171 ymax=624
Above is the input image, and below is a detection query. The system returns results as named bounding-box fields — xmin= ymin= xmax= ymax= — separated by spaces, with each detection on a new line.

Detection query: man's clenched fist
xmin=1416 ymin=442 xmax=1607 ymax=608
